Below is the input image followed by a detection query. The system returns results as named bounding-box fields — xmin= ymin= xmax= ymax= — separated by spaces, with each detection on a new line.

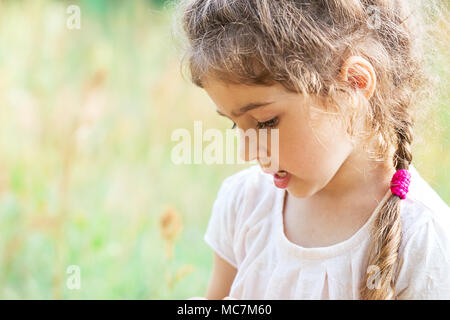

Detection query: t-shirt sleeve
xmin=204 ymin=173 xmax=246 ymax=269
xmin=395 ymin=216 xmax=450 ymax=299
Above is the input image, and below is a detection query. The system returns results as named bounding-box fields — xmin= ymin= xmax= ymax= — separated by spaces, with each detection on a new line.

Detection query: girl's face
xmin=203 ymin=78 xmax=355 ymax=198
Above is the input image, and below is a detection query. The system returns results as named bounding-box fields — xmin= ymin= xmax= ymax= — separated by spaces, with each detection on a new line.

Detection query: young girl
xmin=178 ymin=0 xmax=450 ymax=299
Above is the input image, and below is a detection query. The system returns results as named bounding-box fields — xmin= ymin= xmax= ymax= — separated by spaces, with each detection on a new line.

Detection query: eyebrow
xmin=216 ymin=101 xmax=274 ymax=118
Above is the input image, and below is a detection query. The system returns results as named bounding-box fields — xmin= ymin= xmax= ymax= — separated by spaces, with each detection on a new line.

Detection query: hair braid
xmin=360 ymin=117 xmax=413 ymax=299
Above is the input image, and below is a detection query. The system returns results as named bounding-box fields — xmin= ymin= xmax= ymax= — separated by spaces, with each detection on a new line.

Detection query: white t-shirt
xmin=204 ymin=164 xmax=450 ymax=299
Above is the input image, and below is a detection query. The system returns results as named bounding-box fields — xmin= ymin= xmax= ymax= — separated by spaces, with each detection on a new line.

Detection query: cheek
xmin=281 ymin=116 xmax=353 ymax=180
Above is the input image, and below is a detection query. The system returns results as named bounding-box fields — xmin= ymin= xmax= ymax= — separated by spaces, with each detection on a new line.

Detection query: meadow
xmin=0 ymin=0 xmax=448 ymax=299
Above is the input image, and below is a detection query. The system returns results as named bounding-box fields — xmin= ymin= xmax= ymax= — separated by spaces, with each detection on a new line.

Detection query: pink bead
xmin=390 ymin=169 xmax=411 ymax=200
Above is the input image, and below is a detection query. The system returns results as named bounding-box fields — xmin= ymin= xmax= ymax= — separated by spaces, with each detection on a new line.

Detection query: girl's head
xmin=177 ymin=0 xmax=441 ymax=299
xmin=200 ymin=62 xmax=376 ymax=200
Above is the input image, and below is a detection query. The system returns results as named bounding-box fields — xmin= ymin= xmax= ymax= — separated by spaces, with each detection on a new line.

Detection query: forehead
xmin=202 ymin=77 xmax=291 ymax=113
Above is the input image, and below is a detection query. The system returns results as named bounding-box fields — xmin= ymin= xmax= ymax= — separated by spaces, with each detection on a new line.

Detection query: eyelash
xmin=231 ymin=117 xmax=279 ymax=130
xmin=256 ymin=117 xmax=279 ymax=129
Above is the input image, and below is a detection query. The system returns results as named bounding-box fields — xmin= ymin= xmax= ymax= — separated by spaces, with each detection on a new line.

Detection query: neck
xmin=309 ymin=146 xmax=396 ymax=209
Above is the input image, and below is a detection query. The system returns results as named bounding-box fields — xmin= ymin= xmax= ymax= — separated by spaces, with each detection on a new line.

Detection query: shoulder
xmin=407 ymin=165 xmax=449 ymax=214
xmin=205 ymin=165 xmax=278 ymax=267
xmin=399 ymin=165 xmax=450 ymax=240
xmin=205 ymin=165 xmax=270 ymax=267
xmin=217 ymin=164 xmax=277 ymax=206
xmin=215 ymin=164 xmax=279 ymax=225
xmin=395 ymin=211 xmax=450 ymax=298
xmin=395 ymin=166 xmax=450 ymax=299
xmin=399 ymin=199 xmax=450 ymax=264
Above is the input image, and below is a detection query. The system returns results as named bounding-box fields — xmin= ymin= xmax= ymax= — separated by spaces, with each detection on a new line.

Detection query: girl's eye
xmin=256 ymin=117 xmax=278 ymax=129
xmin=231 ymin=122 xmax=237 ymax=129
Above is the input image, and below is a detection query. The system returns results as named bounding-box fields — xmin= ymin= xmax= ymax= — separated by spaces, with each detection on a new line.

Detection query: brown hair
xmin=176 ymin=0 xmax=446 ymax=299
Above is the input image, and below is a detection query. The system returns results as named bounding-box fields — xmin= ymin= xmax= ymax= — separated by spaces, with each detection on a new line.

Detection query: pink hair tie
xmin=390 ymin=169 xmax=411 ymax=200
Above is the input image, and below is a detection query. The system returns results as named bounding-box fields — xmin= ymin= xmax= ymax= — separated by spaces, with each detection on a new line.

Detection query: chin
xmin=287 ymin=188 xmax=315 ymax=199
xmin=286 ymin=179 xmax=317 ymax=198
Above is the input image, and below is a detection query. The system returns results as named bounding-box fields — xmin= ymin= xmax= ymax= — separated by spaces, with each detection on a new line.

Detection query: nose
xmin=260 ymin=165 xmax=277 ymax=175
xmin=238 ymin=129 xmax=272 ymax=167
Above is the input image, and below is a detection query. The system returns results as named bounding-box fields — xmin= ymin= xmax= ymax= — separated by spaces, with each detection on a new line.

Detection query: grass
xmin=0 ymin=0 xmax=448 ymax=299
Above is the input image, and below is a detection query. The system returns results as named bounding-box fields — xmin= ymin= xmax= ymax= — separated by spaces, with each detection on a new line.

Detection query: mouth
xmin=273 ymin=170 xmax=291 ymax=189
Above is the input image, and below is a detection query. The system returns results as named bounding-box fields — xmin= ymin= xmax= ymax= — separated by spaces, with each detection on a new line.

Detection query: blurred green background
xmin=0 ymin=0 xmax=448 ymax=299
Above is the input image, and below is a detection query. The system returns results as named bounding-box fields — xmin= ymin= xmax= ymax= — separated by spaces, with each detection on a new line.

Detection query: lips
xmin=275 ymin=171 xmax=287 ymax=178
xmin=273 ymin=170 xmax=290 ymax=189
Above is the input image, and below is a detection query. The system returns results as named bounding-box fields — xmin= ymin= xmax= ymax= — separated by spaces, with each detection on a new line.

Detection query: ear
xmin=339 ymin=56 xmax=377 ymax=99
